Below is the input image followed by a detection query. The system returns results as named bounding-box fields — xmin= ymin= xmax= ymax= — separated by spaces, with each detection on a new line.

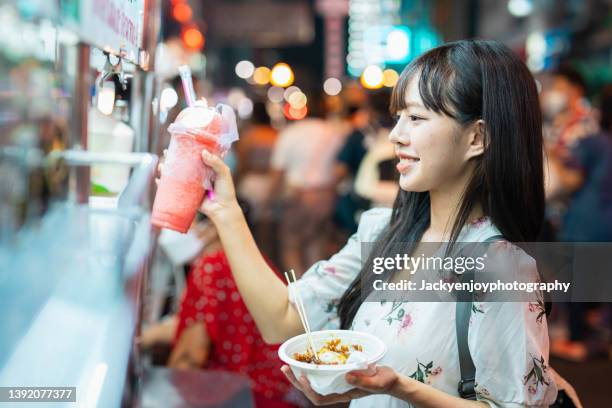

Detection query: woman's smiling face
xmin=389 ymin=74 xmax=479 ymax=193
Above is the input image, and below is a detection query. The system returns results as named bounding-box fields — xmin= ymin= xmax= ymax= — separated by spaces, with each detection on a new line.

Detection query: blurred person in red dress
xmin=167 ymin=217 xmax=298 ymax=408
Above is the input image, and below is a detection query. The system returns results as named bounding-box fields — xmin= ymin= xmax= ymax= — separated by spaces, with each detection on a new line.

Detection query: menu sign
xmin=71 ymin=0 xmax=145 ymax=65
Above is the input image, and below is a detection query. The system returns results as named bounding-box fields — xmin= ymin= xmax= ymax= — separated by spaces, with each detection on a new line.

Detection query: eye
xmin=409 ymin=115 xmax=422 ymax=122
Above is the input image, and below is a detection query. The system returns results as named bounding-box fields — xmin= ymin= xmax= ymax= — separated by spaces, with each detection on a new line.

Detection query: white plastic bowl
xmin=278 ymin=330 xmax=387 ymax=395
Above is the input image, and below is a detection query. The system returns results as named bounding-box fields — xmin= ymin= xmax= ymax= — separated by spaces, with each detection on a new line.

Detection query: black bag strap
xmin=456 ymin=234 xmax=504 ymax=400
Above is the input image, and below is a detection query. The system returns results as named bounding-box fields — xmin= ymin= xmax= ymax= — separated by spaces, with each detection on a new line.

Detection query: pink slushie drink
xmin=151 ymin=103 xmax=222 ymax=233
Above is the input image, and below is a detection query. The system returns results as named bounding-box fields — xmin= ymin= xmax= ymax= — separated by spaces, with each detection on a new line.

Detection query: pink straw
xmin=178 ymin=65 xmax=197 ymax=107
xmin=178 ymin=65 xmax=216 ymax=200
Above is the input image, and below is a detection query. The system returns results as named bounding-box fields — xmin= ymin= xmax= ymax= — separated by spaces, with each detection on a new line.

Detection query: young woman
xmin=193 ymin=40 xmax=559 ymax=407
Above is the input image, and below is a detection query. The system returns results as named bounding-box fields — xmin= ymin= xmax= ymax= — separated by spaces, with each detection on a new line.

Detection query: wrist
xmin=389 ymin=374 xmax=417 ymax=401
xmin=209 ymin=201 xmax=244 ymax=226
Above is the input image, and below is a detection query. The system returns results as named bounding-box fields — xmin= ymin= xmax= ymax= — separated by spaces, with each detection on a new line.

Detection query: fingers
xmin=340 ymin=388 xmax=370 ymax=400
xmin=305 ymin=388 xmax=368 ymax=405
xmin=346 ymin=365 xmax=397 ymax=394
xmin=346 ymin=372 xmax=373 ymax=389
xmin=281 ymin=366 xmax=370 ymax=406
xmin=280 ymin=366 xmax=302 ymax=390
xmin=201 ymin=150 xmax=229 ymax=176
xmin=281 ymin=366 xmax=333 ymax=405
xmin=348 ymin=363 xmax=377 ymax=377
xmin=297 ymin=372 xmax=357 ymax=405
xmin=297 ymin=374 xmax=315 ymax=394
xmin=346 ymin=364 xmax=377 ymax=388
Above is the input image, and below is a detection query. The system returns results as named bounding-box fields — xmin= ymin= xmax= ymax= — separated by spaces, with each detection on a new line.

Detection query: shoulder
xmin=356 ymin=207 xmax=392 ymax=242
xmin=483 ymin=240 xmax=540 ymax=288
xmin=464 ymin=218 xmax=539 ymax=280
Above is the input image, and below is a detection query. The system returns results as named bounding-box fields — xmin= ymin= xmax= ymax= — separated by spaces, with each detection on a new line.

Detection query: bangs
xmin=390 ymin=45 xmax=458 ymax=119
xmin=390 ymin=64 xmax=417 ymax=115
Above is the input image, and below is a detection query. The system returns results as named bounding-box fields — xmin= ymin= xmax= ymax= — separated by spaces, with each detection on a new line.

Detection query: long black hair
xmin=338 ymin=39 xmax=545 ymax=329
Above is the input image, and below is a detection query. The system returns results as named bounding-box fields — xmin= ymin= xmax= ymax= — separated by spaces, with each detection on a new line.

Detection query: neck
xmin=427 ymin=175 xmax=484 ymax=241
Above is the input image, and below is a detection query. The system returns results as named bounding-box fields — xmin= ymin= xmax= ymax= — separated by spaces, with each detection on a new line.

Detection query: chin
xmin=398 ymin=176 xmax=429 ymax=192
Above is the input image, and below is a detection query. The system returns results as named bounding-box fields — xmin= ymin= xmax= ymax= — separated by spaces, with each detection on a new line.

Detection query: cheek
xmin=412 ymin=128 xmax=465 ymax=181
xmin=414 ymin=128 xmax=457 ymax=170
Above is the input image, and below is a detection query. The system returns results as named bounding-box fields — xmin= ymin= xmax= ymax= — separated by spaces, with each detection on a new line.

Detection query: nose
xmin=389 ymin=123 xmax=409 ymax=146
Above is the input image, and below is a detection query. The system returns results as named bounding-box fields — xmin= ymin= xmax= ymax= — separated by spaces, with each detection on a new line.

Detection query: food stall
xmin=0 ymin=0 xmax=161 ymax=406
xmin=0 ymin=1 xmax=258 ymax=405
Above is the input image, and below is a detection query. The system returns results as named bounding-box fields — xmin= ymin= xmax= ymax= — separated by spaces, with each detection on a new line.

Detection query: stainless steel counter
xmin=0 ymin=151 xmax=158 ymax=407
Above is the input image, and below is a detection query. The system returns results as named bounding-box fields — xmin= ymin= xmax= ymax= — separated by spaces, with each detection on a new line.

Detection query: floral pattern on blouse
xmin=379 ymin=301 xmax=414 ymax=336
xmin=524 ymin=355 xmax=551 ymax=394
xmin=472 ymin=303 xmax=485 ymax=314
xmin=528 ymin=299 xmax=547 ymax=324
xmin=287 ymin=208 xmax=558 ymax=408
xmin=409 ymin=361 xmax=443 ymax=385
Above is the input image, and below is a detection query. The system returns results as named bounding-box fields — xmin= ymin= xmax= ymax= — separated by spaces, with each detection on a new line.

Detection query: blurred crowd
xmin=539 ymin=67 xmax=612 ymax=364
xmin=141 ymin=66 xmax=612 ymax=407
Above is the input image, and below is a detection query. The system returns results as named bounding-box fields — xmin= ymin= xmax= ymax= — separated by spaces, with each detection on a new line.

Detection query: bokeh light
xmin=227 ymin=87 xmax=246 ymax=109
xmin=253 ymin=66 xmax=271 ymax=85
xmin=289 ymin=106 xmax=308 ymax=120
xmin=160 ymin=87 xmax=178 ymax=110
xmin=383 ymin=69 xmax=399 ymax=87
xmin=508 ymin=0 xmax=533 ymax=17
xmin=284 ymin=103 xmax=308 ymax=120
xmin=172 ymin=3 xmax=193 ymax=23
xmin=267 ymin=86 xmax=285 ymax=103
xmin=235 ymin=60 xmax=255 ymax=79
xmin=386 ymin=28 xmax=410 ymax=61
xmin=238 ymin=98 xmax=254 ymax=119
xmin=182 ymin=27 xmax=204 ymax=50
xmin=361 ymin=65 xmax=384 ymax=89
xmin=323 ymin=78 xmax=342 ymax=96
xmin=270 ymin=63 xmax=294 ymax=87
xmin=526 ymin=31 xmax=546 ymax=72
xmin=283 ymin=86 xmax=301 ymax=102
xmin=288 ymin=91 xmax=307 ymax=109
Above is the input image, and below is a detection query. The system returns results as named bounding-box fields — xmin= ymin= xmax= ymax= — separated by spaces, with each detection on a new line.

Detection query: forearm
xmin=140 ymin=316 xmax=178 ymax=349
xmin=390 ymin=375 xmax=489 ymax=408
xmin=168 ymin=323 xmax=210 ymax=369
xmin=213 ymin=205 xmax=302 ymax=343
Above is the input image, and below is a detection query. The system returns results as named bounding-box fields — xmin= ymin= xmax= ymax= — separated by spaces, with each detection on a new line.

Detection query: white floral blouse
xmin=288 ymin=208 xmax=558 ymax=408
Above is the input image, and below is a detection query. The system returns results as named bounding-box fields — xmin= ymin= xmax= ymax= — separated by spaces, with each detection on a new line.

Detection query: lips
xmin=396 ymin=151 xmax=420 ymax=172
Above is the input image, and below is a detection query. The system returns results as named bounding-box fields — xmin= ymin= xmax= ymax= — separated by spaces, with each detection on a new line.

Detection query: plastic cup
xmin=151 ymin=104 xmax=222 ymax=233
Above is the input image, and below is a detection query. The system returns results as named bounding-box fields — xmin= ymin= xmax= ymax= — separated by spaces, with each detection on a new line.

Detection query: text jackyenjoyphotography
xmin=372 ymin=278 xmax=571 ymax=294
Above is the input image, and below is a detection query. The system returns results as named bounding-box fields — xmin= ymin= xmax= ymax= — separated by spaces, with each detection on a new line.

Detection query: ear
xmin=464 ymin=119 xmax=486 ymax=161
